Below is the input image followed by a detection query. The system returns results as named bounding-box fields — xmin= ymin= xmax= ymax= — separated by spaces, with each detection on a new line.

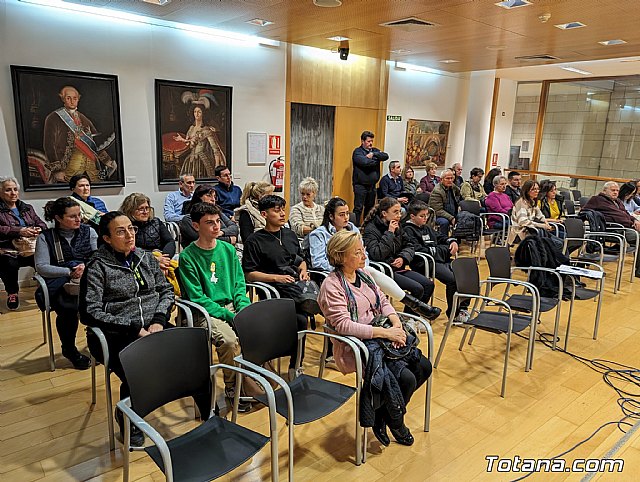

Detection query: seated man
xmin=460 ymin=167 xmax=487 ymax=204
xmin=428 ymin=169 xmax=460 ymax=235
xmin=505 ymin=171 xmax=522 ymax=205
xmin=242 ymin=194 xmax=310 ymax=380
xmin=163 ymin=173 xmax=195 ymax=222
xmin=403 ymin=201 xmax=470 ymax=324
xmin=582 ymin=181 xmax=640 ymax=277
xmin=80 ymin=211 xmax=175 ymax=447
xmin=213 ymin=165 xmax=242 ymax=218
xmin=379 ymin=160 xmax=410 ymax=205
xmin=178 ymin=203 xmax=251 ymax=409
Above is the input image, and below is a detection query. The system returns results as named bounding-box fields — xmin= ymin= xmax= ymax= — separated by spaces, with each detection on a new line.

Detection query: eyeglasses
xmin=136 ymin=206 xmax=151 ymax=212
xmin=113 ymin=225 xmax=138 ymax=237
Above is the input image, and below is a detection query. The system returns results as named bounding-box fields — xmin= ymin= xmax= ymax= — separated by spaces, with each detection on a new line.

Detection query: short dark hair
xmin=191 ymin=202 xmax=221 ymax=223
xmin=99 ymin=211 xmax=127 ymax=238
xmin=361 ymin=130 xmax=374 ymax=141
xmin=389 ymin=160 xmax=401 ymax=171
xmin=214 ymin=165 xmax=230 ymax=177
xmin=43 ymin=197 xmax=79 ymax=223
xmin=407 ymin=200 xmax=429 ymax=216
xmin=258 ymin=194 xmax=286 ymax=212
xmin=69 ymin=174 xmax=90 ymax=190
xmin=470 ymin=167 xmax=484 ymax=178
xmin=508 ymin=171 xmax=521 ymax=180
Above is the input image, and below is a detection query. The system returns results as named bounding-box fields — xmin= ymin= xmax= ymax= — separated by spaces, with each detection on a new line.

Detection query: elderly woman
xmin=418 ymin=162 xmax=440 ymax=194
xmin=289 ymin=177 xmax=324 ymax=237
xmin=35 ymin=197 xmax=97 ymax=369
xmin=0 ymin=176 xmax=47 ymax=310
xmin=507 ymin=180 xmax=555 ymax=245
xmin=318 ymin=229 xmax=432 ymax=447
xmin=402 ymin=166 xmax=420 ymax=196
xmin=80 ymin=211 xmax=174 ymax=447
xmin=120 ymin=193 xmax=175 ymax=269
xmin=234 ymin=181 xmax=274 ymax=242
xmin=180 ymin=184 xmax=239 ymax=248
xmin=69 ymin=174 xmax=107 ymax=213
xmin=484 ymin=175 xmax=513 ymax=229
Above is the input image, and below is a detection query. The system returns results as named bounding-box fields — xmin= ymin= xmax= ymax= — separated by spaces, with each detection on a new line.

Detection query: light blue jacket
xmin=309 ymin=222 xmax=368 ymax=272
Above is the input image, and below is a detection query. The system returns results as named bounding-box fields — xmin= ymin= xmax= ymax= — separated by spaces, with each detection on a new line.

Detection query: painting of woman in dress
xmin=155 ymin=79 xmax=232 ymax=185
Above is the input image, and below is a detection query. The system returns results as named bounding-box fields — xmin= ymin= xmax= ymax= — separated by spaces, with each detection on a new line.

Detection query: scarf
xmin=336 ymin=269 xmax=381 ymax=322
xmin=235 ymin=199 xmax=266 ymax=232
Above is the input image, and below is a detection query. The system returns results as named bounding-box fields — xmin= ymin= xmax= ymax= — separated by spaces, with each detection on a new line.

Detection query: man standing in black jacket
xmin=352 ymin=130 xmax=389 ymax=226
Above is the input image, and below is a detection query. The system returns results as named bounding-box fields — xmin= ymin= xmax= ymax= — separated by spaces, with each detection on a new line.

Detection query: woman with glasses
xmin=507 ymin=180 xmax=555 ymax=245
xmin=34 ymin=197 xmax=97 ymax=369
xmin=80 ymin=211 xmax=174 ymax=447
xmin=120 ymin=193 xmax=175 ymax=271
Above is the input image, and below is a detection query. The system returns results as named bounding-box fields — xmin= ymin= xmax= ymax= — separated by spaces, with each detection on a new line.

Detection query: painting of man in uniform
xmin=10 ymin=66 xmax=124 ymax=191
xmin=155 ymin=79 xmax=232 ymax=185
xmin=404 ymin=119 xmax=450 ymax=169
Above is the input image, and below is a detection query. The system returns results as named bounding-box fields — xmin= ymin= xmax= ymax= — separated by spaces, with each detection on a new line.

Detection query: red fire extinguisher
xmin=269 ymin=156 xmax=285 ymax=193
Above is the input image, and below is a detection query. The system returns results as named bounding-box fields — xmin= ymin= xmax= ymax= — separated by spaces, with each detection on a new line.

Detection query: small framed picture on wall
xmin=10 ymin=65 xmax=125 ymax=191
xmin=155 ymin=79 xmax=232 ymax=185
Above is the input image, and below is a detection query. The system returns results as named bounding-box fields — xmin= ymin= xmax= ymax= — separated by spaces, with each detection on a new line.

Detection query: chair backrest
xmin=119 ymin=327 xmax=211 ymax=418
xmin=485 ymin=247 xmax=512 ymax=279
xmin=233 ymin=298 xmax=299 ymax=366
xmin=349 ymin=212 xmax=357 ymax=225
xmin=563 ymin=217 xmax=586 ymax=254
xmin=459 ymin=199 xmax=481 ymax=215
xmin=579 ymin=196 xmax=591 ymax=207
xmin=571 ymin=190 xmax=582 ymax=202
xmin=564 ymin=198 xmax=576 ymax=215
xmin=451 ymin=257 xmax=480 ymax=295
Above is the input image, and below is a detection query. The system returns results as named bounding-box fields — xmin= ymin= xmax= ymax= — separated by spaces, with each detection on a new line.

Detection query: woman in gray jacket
xmin=79 ymin=211 xmax=174 ymax=446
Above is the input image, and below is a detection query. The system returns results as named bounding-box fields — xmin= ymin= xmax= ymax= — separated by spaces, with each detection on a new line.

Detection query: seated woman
xmin=69 ymin=174 xmax=107 ymax=213
xmin=619 ymin=181 xmax=640 ymax=216
xmin=310 ymin=197 xmax=440 ymax=319
xmin=418 ymin=162 xmax=440 ymax=195
xmin=234 ymin=181 xmax=274 ymax=242
xmin=484 ymin=175 xmax=513 ymax=229
xmin=289 ymin=177 xmax=324 ymax=238
xmin=402 ymin=166 xmax=420 ymax=196
xmin=460 ymin=167 xmax=487 ymax=203
xmin=120 ymin=193 xmax=175 ymax=272
xmin=483 ymin=167 xmax=502 ymax=198
xmin=80 ymin=212 xmax=174 ymax=447
xmin=318 ymin=229 xmax=432 ymax=447
xmin=35 ymin=197 xmax=97 ymax=369
xmin=362 ymin=197 xmax=439 ymax=319
xmin=180 ymin=185 xmax=238 ymax=248
xmin=0 ymin=176 xmax=47 ymax=310
xmin=507 ymin=180 xmax=556 ymax=245
xmin=537 ymin=180 xmax=565 ymax=221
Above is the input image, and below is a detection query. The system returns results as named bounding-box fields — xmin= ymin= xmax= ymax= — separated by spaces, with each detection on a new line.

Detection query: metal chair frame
xmin=33 ymin=273 xmax=55 ymax=372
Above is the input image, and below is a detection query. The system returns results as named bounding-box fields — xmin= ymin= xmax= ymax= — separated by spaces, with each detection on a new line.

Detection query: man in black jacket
xmin=352 ymin=130 xmax=389 ymax=226
xmin=403 ymin=201 xmax=470 ymax=324
xmin=505 ymin=171 xmax=522 ymax=204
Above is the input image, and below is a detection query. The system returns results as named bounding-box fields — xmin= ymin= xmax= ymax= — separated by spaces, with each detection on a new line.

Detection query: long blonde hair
xmin=240 ymin=181 xmax=274 ymax=204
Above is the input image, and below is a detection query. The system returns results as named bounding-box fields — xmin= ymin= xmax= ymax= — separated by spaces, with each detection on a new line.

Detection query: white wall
xmin=462 ymin=70 xmax=496 ymax=169
xmin=0 ymin=0 xmax=286 ymax=215
xmin=383 ymin=65 xmax=471 ymax=176
xmin=491 ymin=78 xmax=518 ymax=170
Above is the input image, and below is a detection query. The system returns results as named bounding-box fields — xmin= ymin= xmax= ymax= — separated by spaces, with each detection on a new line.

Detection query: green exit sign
xmin=386 ymin=115 xmax=402 ymax=121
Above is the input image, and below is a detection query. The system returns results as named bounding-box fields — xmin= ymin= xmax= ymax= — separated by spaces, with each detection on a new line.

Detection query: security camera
xmin=339 ymin=40 xmax=349 ymax=60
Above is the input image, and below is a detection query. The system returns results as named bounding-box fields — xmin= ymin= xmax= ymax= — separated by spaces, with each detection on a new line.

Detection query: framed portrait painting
xmin=10 ymin=65 xmax=124 ymax=191
xmin=404 ymin=119 xmax=450 ymax=169
xmin=155 ymin=79 xmax=232 ymax=185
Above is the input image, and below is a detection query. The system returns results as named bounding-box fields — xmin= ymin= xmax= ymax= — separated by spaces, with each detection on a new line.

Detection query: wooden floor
xmin=2 ymin=253 xmax=640 ymax=481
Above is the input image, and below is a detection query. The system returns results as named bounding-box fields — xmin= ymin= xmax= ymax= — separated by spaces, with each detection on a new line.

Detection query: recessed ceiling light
xmin=560 ymin=66 xmax=592 ymax=75
xmin=598 ymin=39 xmax=627 ymax=46
xmin=313 ymin=0 xmax=342 ymax=7
xmin=246 ymin=18 xmax=274 ymax=27
xmin=495 ymin=0 xmax=531 ymax=9
xmin=555 ymin=22 xmax=587 ymax=30
xmin=327 ymin=36 xmax=350 ymax=41
xmin=486 ymin=45 xmax=507 ymax=51
xmin=439 ymin=59 xmax=460 ymax=63
xmin=142 ymin=0 xmax=171 ymax=5
xmin=390 ymin=49 xmax=412 ymax=54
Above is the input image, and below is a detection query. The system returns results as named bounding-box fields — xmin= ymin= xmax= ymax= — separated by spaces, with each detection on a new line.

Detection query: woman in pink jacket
xmin=484 ymin=175 xmax=513 ymax=229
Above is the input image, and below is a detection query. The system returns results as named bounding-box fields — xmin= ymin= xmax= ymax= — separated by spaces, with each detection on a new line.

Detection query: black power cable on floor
xmin=507 ymin=331 xmax=640 ymax=481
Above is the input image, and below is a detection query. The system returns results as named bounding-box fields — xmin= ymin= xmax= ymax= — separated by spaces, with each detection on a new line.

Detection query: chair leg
xmin=458 ymin=327 xmax=470 ymax=350
xmin=434 ymin=316 xmax=455 ymax=368
xmin=501 ymin=332 xmax=512 ymax=398
xmin=467 ymin=326 xmax=477 ymax=346
xmin=41 ymin=311 xmax=47 ymax=344
xmin=105 ymin=368 xmax=115 ymax=452
xmin=46 ymin=311 xmax=55 ymax=372
xmin=593 ymin=282 xmax=604 ymax=340
xmin=563 ymin=297 xmax=575 ymax=352
xmin=424 ymin=376 xmax=432 ymax=432
xmin=91 ymin=356 xmax=97 ymax=405
xmin=318 ymin=335 xmax=329 ymax=379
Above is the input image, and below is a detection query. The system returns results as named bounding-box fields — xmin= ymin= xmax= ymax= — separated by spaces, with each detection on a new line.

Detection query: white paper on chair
xmin=556 ymin=264 xmax=604 ymax=279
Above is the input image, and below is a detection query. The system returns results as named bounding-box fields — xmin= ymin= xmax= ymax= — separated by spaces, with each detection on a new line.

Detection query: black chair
xmin=163 ymin=221 xmax=182 ymax=254
xmin=232 ymin=298 xmax=365 ymax=475
xmin=459 ymin=200 xmax=508 ymax=258
xmin=571 ymin=190 xmax=582 ymax=203
xmin=579 ymin=196 xmax=591 ymax=208
xmin=605 ymin=221 xmax=639 ymax=285
xmin=485 ymin=246 xmax=572 ymax=353
xmin=117 ymin=327 xmax=279 ymax=482
xmin=564 ymin=197 xmax=577 ymax=216
xmin=434 ymin=257 xmax=539 ymax=397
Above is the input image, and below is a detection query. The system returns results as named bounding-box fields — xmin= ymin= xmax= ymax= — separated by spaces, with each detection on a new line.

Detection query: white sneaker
xmin=288 ymin=367 xmax=304 ymax=381
xmin=452 ymin=310 xmax=470 ymax=326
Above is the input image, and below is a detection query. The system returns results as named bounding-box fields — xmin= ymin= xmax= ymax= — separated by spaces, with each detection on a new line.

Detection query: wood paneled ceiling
xmin=64 ymin=0 xmax=640 ymax=72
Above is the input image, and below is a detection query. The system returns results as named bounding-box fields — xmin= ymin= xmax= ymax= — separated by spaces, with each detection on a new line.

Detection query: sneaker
xmin=225 ymin=387 xmax=252 ymax=413
xmin=62 ymin=349 xmax=91 ymax=370
xmin=452 ymin=310 xmax=470 ymax=326
xmin=288 ymin=367 xmax=304 ymax=381
xmin=115 ymin=409 xmax=145 ymax=447
xmin=6 ymin=293 xmax=19 ymax=310
xmin=324 ymin=356 xmax=338 ymax=371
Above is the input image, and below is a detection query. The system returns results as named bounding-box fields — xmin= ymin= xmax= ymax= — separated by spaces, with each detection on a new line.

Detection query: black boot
xmin=390 ymin=424 xmax=414 ymax=446
xmin=372 ymin=411 xmax=390 ymax=446
xmin=115 ymin=408 xmax=145 ymax=447
xmin=401 ymin=294 xmax=442 ymax=321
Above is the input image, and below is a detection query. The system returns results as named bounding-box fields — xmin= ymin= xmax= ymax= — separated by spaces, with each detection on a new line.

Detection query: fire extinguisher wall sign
xmin=269 ymin=156 xmax=285 ymax=192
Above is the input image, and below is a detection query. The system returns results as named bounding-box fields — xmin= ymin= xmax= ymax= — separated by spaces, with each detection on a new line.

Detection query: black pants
xmin=0 ymin=254 xmax=34 ymax=294
xmin=393 ymin=270 xmax=434 ymax=313
xmin=87 ymin=331 xmax=134 ymax=401
xmin=51 ymin=297 xmax=80 ymax=354
xmin=376 ymin=355 xmax=432 ymax=429
xmin=353 ymin=183 xmax=376 ymax=226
